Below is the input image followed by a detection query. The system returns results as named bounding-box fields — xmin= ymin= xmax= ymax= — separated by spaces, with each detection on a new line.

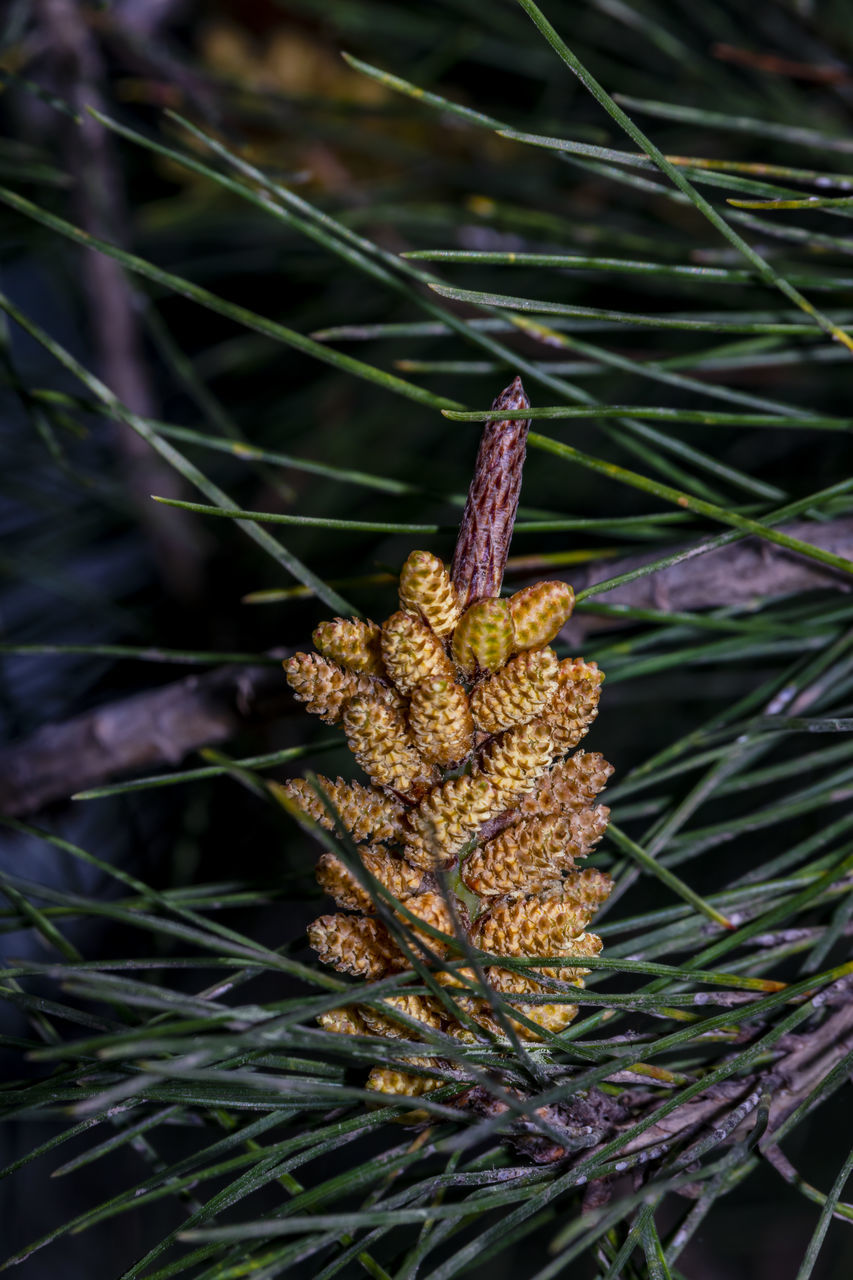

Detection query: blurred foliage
xmin=1 ymin=1 xmax=853 ymax=1278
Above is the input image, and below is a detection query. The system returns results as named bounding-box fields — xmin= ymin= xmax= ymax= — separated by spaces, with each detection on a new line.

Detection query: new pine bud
xmin=451 ymin=598 xmax=515 ymax=676
xmin=507 ymin=999 xmax=579 ymax=1039
xmin=381 ymin=611 xmax=455 ymax=695
xmin=308 ymin=914 xmax=406 ymax=979
xmin=400 ymin=890 xmax=456 ymax=955
xmin=503 ymin=929 xmax=604 ymax=988
xmin=462 ymin=811 xmax=607 ymax=897
xmin=317 ymin=1007 xmax=369 ymax=1036
xmin=366 ymin=1058 xmax=445 ymax=1097
xmin=343 ymin=694 xmax=436 ymax=793
xmin=284 ymin=652 xmax=399 ymax=724
xmin=312 ymin=617 xmax=383 ymax=675
xmin=283 ymin=652 xmax=362 ymax=724
xmin=408 ymin=676 xmax=474 ymax=766
xmin=431 ymin=969 xmax=500 ymax=1039
xmin=359 ymin=994 xmax=445 ymax=1040
xmin=486 ymin=968 xmax=579 ymax=1038
xmin=563 ymin=867 xmax=613 ymax=911
xmin=471 ymin=890 xmax=596 ymax=958
xmin=446 ymin=1000 xmax=502 ymax=1041
xmin=398 ymin=550 xmax=461 ymax=637
xmin=508 ymin=581 xmax=574 ymax=650
xmin=405 ymin=772 xmax=502 ymax=868
xmin=549 ymin=930 xmax=604 ymax=984
xmin=470 ymin=647 xmax=559 ymax=735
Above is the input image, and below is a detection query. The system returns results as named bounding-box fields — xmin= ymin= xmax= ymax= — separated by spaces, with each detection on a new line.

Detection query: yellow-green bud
xmin=508 ymin=581 xmax=574 ymax=651
xmin=451 ymin=598 xmax=515 ymax=676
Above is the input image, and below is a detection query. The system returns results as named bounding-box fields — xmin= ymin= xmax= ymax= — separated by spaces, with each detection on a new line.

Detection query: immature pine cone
xmin=398 ymin=550 xmax=461 ymax=637
xmin=381 ymin=611 xmax=455 ymax=694
xmin=519 ymin=751 xmax=614 ymax=817
xmin=315 ymin=845 xmax=423 ymax=913
xmin=462 ymin=810 xmax=608 ymax=897
xmin=308 ymin=914 xmax=407 ymax=979
xmin=408 ymin=676 xmax=474 ymax=766
xmin=284 ymin=652 xmax=400 ymax=723
xmin=278 ymin=776 xmax=405 ymax=843
xmin=470 ymin=647 xmax=559 ymax=735
xmin=547 ymin=658 xmax=604 ymax=754
xmin=282 ymin=532 xmax=615 ymax=1105
xmin=342 ymin=695 xmax=436 ymax=794
xmin=312 ymin=617 xmax=383 ymax=675
xmin=451 ymin=598 xmax=515 ymax=676
xmin=509 ymin=581 xmax=574 ymax=650
xmin=477 ymin=719 xmax=554 ymax=807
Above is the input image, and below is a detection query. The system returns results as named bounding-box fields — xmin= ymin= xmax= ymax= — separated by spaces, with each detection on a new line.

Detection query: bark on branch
xmin=0 ymin=655 xmax=292 ymax=816
xmin=451 ymin=375 xmax=530 ymax=606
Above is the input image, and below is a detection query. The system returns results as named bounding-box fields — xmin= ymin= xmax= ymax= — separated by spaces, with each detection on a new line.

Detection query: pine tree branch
xmin=562 ymin=516 xmax=852 ymax=645
xmin=451 ymin=374 xmax=530 ymax=605
xmin=459 ymin=977 xmax=853 ymax=1181
xmin=0 ymin=653 xmax=292 ymax=816
xmin=1 ymin=516 xmax=849 ymax=816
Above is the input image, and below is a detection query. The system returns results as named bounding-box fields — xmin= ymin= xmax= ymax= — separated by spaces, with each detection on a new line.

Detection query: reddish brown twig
xmin=451 ymin=375 xmax=531 ymax=607
xmin=712 ymin=43 xmax=850 ymax=84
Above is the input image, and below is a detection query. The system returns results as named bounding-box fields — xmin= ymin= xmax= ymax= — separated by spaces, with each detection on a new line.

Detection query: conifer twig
xmin=456 ymin=976 xmax=853 ymax=1172
xmin=451 ymin=374 xmax=531 ymax=605
xmin=0 ymin=654 xmax=292 ymax=816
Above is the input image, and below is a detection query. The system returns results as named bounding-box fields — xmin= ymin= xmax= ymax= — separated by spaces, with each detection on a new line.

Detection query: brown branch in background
xmin=0 ymin=654 xmax=292 ymax=817
xmin=33 ymin=0 xmax=205 ymax=599
xmin=451 ymin=375 xmax=530 ymax=606
xmin=711 ymin=43 xmax=850 ymax=84
xmin=560 ymin=515 xmax=853 ymax=648
xmin=0 ymin=517 xmax=850 ymax=816
xmin=95 ymin=2 xmax=222 ymax=120
xmin=113 ymin=0 xmax=191 ymax=40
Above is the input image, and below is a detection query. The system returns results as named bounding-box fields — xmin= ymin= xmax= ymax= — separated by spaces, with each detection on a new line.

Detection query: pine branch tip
xmin=451 ymin=375 xmax=531 ymax=606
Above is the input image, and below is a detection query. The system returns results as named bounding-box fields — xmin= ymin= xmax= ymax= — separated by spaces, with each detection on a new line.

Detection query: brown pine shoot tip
xmin=451 ymin=374 xmax=531 ymax=608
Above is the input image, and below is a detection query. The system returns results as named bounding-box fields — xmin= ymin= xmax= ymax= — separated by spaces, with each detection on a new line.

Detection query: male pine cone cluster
xmin=282 ymin=550 xmax=613 ymax=1100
